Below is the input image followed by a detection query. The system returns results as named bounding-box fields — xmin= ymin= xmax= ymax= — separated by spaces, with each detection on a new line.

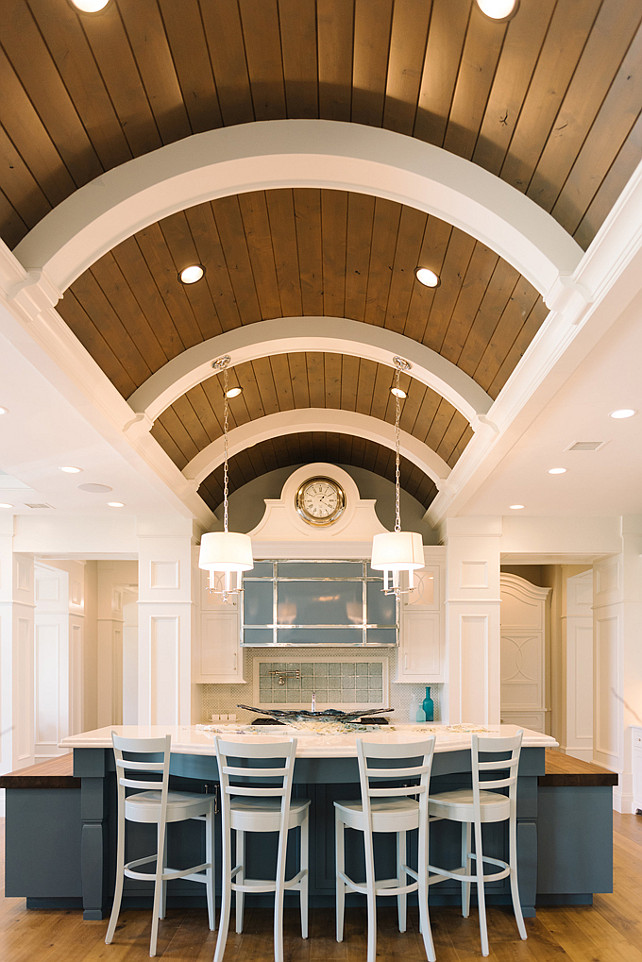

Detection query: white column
xmin=0 ymin=522 xmax=35 ymax=782
xmin=593 ymin=516 xmax=642 ymax=812
xmin=137 ymin=525 xmax=195 ymax=726
xmin=561 ymin=569 xmax=593 ymax=760
xmin=442 ymin=517 xmax=502 ymax=725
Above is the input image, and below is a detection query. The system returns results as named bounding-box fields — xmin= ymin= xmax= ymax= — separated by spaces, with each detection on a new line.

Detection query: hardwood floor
xmin=1 ymin=814 xmax=641 ymax=961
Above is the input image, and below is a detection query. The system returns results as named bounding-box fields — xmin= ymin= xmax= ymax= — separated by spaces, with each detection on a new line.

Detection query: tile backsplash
xmin=257 ymin=658 xmax=384 ymax=707
xmin=200 ymin=646 xmax=440 ymax=723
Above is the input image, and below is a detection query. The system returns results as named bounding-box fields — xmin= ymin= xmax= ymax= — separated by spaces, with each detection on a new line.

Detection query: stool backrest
xmin=357 ymin=737 xmax=435 ymax=821
xmin=214 ymin=737 xmax=298 ymax=831
xmin=111 ymin=732 xmax=171 ymax=814
xmin=471 ymin=730 xmax=523 ymax=808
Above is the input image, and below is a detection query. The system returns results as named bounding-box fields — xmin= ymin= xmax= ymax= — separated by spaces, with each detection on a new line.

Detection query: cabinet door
xmin=196 ymin=609 xmax=245 ymax=683
xmin=396 ymin=609 xmax=443 ymax=681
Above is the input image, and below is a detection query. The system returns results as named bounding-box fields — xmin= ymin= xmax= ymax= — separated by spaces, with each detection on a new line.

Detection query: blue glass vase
xmin=422 ymin=686 xmax=434 ymax=722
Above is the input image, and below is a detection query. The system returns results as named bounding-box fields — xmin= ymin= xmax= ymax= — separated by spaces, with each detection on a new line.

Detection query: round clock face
xmin=295 ymin=477 xmax=346 ymax=526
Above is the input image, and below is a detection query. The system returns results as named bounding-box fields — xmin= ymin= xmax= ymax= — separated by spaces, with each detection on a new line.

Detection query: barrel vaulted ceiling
xmin=1 ymin=0 xmax=641 ymax=524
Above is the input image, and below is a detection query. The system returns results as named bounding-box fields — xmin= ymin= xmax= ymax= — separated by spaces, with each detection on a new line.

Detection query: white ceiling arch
xmin=182 ymin=408 xmax=451 ymax=487
xmin=13 ymin=120 xmax=582 ymax=299
xmin=126 ymin=316 xmax=494 ymax=429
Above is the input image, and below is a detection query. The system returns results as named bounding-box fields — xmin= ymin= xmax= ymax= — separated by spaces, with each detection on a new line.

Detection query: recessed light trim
xmin=610 ymin=408 xmax=636 ymax=420
xmin=78 ymin=482 xmax=113 ymax=493
xmin=71 ymin=0 xmax=110 ymax=11
xmin=59 ymin=465 xmax=82 ymax=474
xmin=509 ymin=504 xmax=525 ymax=510
xmin=548 ymin=467 xmax=567 ymax=475
xmin=107 ymin=501 xmax=125 ymax=508
xmin=415 ymin=267 xmax=440 ymax=288
xmin=225 ymin=386 xmax=243 ymax=399
xmin=0 ymin=502 xmax=13 ymax=509
xmin=0 ymin=406 xmax=8 ymax=415
xmin=475 ymin=0 xmax=519 ymax=21
xmin=179 ymin=264 xmax=205 ymax=285
xmin=390 ymin=386 xmax=407 ymax=399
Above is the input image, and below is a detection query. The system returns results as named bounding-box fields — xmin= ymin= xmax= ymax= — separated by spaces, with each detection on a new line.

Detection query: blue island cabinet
xmin=1 ymin=744 xmax=613 ymax=922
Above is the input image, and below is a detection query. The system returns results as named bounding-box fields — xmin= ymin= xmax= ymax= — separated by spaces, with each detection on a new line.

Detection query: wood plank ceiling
xmin=1 ymin=0 xmax=640 ymax=514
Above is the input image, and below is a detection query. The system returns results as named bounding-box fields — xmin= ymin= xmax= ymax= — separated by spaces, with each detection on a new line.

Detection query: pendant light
xmin=199 ymin=356 xmax=253 ymax=599
xmin=371 ymin=357 xmax=424 ymax=596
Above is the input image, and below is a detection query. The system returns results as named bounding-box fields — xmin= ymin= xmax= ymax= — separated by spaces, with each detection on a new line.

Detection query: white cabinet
xmin=193 ymin=572 xmax=246 ymax=684
xmin=633 ymin=726 xmax=642 ymax=814
xmin=395 ymin=552 xmax=445 ymax=683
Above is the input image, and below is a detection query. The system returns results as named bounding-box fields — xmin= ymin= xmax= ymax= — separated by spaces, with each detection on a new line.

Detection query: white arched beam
xmin=13 ymin=120 xmax=582 ymax=299
xmin=183 ymin=409 xmax=451 ymax=488
xmin=126 ymin=317 xmax=493 ymax=428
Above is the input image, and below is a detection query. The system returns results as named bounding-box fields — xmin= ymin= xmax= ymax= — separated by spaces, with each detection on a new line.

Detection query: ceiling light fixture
xmin=0 ymin=502 xmax=13 ymax=509
xmin=179 ymin=264 xmax=205 ymax=285
xmin=475 ymin=0 xmax=519 ymax=21
xmin=509 ymin=504 xmax=525 ymax=510
xmin=107 ymin=501 xmax=125 ymax=508
xmin=415 ymin=267 xmax=440 ymax=288
xmin=548 ymin=467 xmax=567 ymax=475
xmin=71 ymin=0 xmax=110 ymax=11
xmin=59 ymin=465 xmax=82 ymax=474
xmin=225 ymin=386 xmax=243 ymax=399
xmin=199 ymin=356 xmax=253 ymax=600
xmin=371 ymin=357 xmax=424 ymax=597
xmin=610 ymin=408 xmax=636 ymax=419
xmin=390 ymin=386 xmax=407 ymax=399
xmin=0 ymin=406 xmax=8 ymax=415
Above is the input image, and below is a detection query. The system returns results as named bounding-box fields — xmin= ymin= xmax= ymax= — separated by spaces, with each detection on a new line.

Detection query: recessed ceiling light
xmin=609 ymin=408 xmax=636 ymax=420
xmin=0 ymin=406 xmax=8 ymax=415
xmin=475 ymin=0 xmax=519 ymax=21
xmin=107 ymin=501 xmax=125 ymax=508
xmin=415 ymin=267 xmax=440 ymax=288
xmin=59 ymin=465 xmax=82 ymax=474
xmin=0 ymin=502 xmax=13 ymax=509
xmin=78 ymin=482 xmax=113 ymax=493
xmin=548 ymin=467 xmax=567 ymax=475
xmin=390 ymin=386 xmax=407 ymax=399
xmin=509 ymin=504 xmax=525 ymax=510
xmin=225 ymin=386 xmax=243 ymax=399
xmin=71 ymin=0 xmax=110 ymax=11
xmin=179 ymin=264 xmax=205 ymax=285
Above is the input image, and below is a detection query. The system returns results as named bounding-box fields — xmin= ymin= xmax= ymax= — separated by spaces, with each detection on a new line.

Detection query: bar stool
xmin=334 ymin=737 xmax=436 ymax=962
xmin=427 ymin=730 xmax=526 ymax=956
xmin=213 ymin=736 xmax=310 ymax=962
xmin=105 ymin=733 xmax=215 ymax=957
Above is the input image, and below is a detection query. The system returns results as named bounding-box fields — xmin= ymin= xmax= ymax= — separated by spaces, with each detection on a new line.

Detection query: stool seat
xmin=334 ymin=795 xmax=421 ymax=832
xmin=428 ymin=788 xmax=510 ymax=823
xmin=125 ymin=790 xmax=215 ymax=823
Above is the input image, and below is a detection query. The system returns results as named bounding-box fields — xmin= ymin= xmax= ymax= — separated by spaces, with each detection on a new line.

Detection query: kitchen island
xmin=2 ymin=724 xmax=615 ymax=922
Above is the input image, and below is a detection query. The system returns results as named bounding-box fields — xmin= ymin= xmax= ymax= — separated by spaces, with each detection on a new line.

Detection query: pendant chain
xmin=394 ymin=366 xmax=401 ymax=533
xmin=223 ymin=366 xmax=229 ymax=533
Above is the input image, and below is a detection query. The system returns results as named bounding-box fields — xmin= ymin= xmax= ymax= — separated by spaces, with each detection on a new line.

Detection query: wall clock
xmin=295 ymin=477 xmax=346 ymax=526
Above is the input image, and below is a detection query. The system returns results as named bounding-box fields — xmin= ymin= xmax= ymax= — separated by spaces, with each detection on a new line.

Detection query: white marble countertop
xmin=61 ymin=723 xmax=557 ymax=757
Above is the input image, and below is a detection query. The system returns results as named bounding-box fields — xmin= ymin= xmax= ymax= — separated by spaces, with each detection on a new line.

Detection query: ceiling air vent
xmin=24 ymin=502 xmax=54 ymax=509
xmin=565 ymin=441 xmax=607 ymax=452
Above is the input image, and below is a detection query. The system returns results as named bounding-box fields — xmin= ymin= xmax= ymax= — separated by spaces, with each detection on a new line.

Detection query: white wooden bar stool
xmin=334 ymin=737 xmax=436 ymax=962
xmin=213 ymin=736 xmax=310 ymax=962
xmin=427 ymin=730 xmax=526 ymax=956
xmin=105 ymin=733 xmax=215 ymax=958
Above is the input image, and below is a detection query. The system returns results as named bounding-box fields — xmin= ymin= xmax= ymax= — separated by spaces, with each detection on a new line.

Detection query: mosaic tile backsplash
xmin=200 ymin=646 xmax=440 ymax=723
xmin=258 ymin=659 xmax=383 ymax=705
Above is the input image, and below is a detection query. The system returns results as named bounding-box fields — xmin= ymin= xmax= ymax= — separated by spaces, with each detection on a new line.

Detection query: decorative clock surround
xmin=248 ymin=463 xmax=388 ymax=544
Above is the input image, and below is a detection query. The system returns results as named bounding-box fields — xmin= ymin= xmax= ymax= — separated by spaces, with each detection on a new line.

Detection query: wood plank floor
xmin=1 ymin=813 xmax=641 ymax=961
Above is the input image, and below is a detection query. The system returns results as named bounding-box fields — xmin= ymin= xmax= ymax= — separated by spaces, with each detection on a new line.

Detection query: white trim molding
xmin=13 ymin=120 xmax=582 ymax=297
